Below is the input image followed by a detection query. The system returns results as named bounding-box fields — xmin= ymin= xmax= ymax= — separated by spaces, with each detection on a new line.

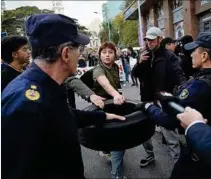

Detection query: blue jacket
xmin=186 ymin=123 xmax=211 ymax=166
xmin=1 ymin=62 xmax=106 ymax=179
xmin=146 ymin=68 xmax=211 ymax=130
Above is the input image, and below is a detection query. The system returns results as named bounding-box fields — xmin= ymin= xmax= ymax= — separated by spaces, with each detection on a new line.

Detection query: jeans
xmin=123 ymin=65 xmax=130 ymax=82
xmin=111 ymin=150 xmax=125 ymax=178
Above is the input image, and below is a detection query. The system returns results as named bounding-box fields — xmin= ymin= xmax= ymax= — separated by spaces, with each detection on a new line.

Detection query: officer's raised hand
xmin=105 ymin=113 xmax=125 ymax=121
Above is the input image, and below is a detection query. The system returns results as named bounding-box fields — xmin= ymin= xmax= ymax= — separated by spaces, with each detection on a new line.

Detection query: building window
xmin=174 ymin=21 xmax=184 ymax=39
xmin=204 ymin=21 xmax=211 ymax=31
xmin=157 ymin=0 xmax=164 ymax=18
xmin=201 ymin=0 xmax=210 ymax=5
xmin=173 ymin=0 xmax=182 ymax=9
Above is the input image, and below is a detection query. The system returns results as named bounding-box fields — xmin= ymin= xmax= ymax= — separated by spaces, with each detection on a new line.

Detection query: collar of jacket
xmin=154 ymin=47 xmax=167 ymax=56
xmin=151 ymin=48 xmax=167 ymax=63
xmin=196 ymin=68 xmax=211 ymax=77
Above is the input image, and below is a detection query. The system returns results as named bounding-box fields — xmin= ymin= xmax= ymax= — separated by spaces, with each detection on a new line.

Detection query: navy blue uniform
xmin=2 ymin=63 xmax=106 ymax=179
xmin=146 ymin=69 xmax=211 ymax=178
xmin=147 ymin=69 xmax=211 ymax=129
xmin=186 ymin=123 xmax=211 ymax=167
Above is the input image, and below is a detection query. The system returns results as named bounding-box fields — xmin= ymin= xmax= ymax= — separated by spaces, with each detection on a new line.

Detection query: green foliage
xmin=1 ymin=6 xmax=91 ymax=37
xmin=99 ymin=13 xmax=139 ymax=47
xmin=1 ymin=6 xmax=54 ymax=36
xmin=75 ymin=19 xmax=91 ymax=36
xmin=99 ymin=20 xmax=120 ymax=45
xmin=99 ymin=22 xmax=109 ymax=42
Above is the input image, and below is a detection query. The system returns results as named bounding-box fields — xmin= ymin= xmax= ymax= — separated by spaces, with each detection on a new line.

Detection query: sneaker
xmin=115 ymin=176 xmax=127 ymax=179
xmin=139 ymin=155 xmax=155 ymax=167
xmin=99 ymin=151 xmax=111 ymax=161
xmin=111 ymin=174 xmax=127 ymax=179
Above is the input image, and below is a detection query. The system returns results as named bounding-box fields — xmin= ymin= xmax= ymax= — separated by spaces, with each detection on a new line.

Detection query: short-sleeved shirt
xmin=93 ymin=62 xmax=120 ymax=98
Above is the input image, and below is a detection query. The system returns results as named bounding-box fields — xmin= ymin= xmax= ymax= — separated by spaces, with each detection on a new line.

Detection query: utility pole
xmin=137 ymin=0 xmax=144 ymax=47
xmin=95 ymin=5 xmax=111 ymax=41
xmin=103 ymin=5 xmax=111 ymax=41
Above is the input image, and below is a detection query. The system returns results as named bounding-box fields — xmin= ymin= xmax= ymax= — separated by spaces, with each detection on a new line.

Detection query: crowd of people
xmin=1 ymin=13 xmax=211 ymax=179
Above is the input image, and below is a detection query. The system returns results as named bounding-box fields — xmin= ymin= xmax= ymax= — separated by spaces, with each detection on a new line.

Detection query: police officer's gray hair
xmin=198 ymin=47 xmax=211 ymax=60
xmin=32 ymin=42 xmax=79 ymax=62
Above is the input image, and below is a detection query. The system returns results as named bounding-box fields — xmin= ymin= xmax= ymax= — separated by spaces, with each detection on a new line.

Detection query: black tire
xmin=78 ymin=99 xmax=155 ymax=151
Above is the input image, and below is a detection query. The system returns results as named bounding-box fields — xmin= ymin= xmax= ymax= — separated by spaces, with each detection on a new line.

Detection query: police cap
xmin=25 ymin=13 xmax=90 ymax=48
xmin=184 ymin=32 xmax=211 ymax=50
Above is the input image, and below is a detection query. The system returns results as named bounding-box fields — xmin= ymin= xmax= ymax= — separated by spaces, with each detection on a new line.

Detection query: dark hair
xmin=31 ymin=46 xmax=60 ymax=62
xmin=31 ymin=42 xmax=80 ymax=62
xmin=1 ymin=36 xmax=28 ymax=63
xmin=180 ymin=35 xmax=193 ymax=45
xmin=127 ymin=47 xmax=134 ymax=52
xmin=98 ymin=42 xmax=116 ymax=58
xmin=160 ymin=37 xmax=175 ymax=49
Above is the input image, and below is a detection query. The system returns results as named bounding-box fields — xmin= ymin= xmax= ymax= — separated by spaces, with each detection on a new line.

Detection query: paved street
xmin=76 ymin=83 xmax=174 ymax=178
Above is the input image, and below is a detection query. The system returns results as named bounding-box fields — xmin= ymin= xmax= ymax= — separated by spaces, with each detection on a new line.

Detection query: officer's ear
xmin=201 ymin=51 xmax=208 ymax=63
xmin=61 ymin=46 xmax=70 ymax=63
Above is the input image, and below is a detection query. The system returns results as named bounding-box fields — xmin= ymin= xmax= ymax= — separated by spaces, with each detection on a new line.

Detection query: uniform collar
xmin=23 ymin=62 xmax=65 ymax=95
xmin=197 ymin=68 xmax=211 ymax=77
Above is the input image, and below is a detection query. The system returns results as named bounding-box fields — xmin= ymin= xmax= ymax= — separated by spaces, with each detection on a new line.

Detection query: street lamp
xmin=94 ymin=11 xmax=111 ymax=41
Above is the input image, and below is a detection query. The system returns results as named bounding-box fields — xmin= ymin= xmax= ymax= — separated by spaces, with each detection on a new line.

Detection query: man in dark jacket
xmin=1 ymin=14 xmax=125 ymax=179
xmin=133 ymin=27 xmax=186 ymax=167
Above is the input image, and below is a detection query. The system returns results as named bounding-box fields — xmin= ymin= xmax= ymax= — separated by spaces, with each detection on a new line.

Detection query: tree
xmin=111 ymin=13 xmax=139 ymax=47
xmin=1 ymin=6 xmax=54 ymax=36
xmin=73 ymin=18 xmax=91 ymax=37
xmin=120 ymin=0 xmax=135 ymax=11
xmin=1 ymin=6 xmax=91 ymax=37
xmin=99 ymin=21 xmax=120 ymax=45
xmin=99 ymin=22 xmax=109 ymax=42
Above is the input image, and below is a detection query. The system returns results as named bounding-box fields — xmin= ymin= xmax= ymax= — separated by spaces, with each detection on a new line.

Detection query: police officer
xmin=142 ymin=32 xmax=211 ymax=178
xmin=1 ymin=14 xmax=125 ymax=179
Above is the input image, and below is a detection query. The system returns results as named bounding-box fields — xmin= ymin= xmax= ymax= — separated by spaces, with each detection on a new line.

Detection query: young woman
xmin=93 ymin=42 xmax=126 ymax=179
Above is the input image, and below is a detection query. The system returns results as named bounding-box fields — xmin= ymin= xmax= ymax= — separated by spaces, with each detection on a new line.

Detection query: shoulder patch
xmin=25 ymin=85 xmax=40 ymax=101
xmin=179 ymin=89 xmax=189 ymax=99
